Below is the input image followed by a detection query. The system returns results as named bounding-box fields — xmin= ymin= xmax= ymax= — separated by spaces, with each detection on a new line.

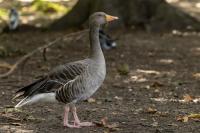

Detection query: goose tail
xmin=15 ymin=96 xmax=29 ymax=108
xmin=15 ymin=92 xmax=56 ymax=108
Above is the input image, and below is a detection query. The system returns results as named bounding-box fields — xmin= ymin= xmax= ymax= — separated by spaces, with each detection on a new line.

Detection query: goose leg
xmin=63 ymin=105 xmax=80 ymax=128
xmin=71 ymin=105 xmax=94 ymax=127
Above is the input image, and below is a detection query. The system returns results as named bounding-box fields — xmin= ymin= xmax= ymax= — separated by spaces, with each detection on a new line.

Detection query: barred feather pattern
xmin=55 ymin=60 xmax=106 ymax=104
xmin=49 ymin=60 xmax=88 ymax=85
xmin=14 ymin=60 xmax=88 ymax=99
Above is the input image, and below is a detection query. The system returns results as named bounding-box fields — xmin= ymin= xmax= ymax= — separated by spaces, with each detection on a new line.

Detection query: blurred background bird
xmin=8 ymin=8 xmax=19 ymax=31
xmin=99 ymin=29 xmax=117 ymax=50
xmin=2 ymin=8 xmax=19 ymax=33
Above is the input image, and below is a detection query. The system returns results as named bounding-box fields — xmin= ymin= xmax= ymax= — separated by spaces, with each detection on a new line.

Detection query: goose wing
xmin=14 ymin=59 xmax=89 ymax=99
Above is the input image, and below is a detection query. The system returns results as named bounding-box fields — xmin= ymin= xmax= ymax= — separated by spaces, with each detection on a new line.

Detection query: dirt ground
xmin=0 ymin=30 xmax=200 ymax=133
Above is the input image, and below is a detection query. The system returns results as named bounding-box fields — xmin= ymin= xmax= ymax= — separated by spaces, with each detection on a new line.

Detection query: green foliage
xmin=0 ymin=8 xmax=8 ymax=19
xmin=31 ymin=0 xmax=67 ymax=13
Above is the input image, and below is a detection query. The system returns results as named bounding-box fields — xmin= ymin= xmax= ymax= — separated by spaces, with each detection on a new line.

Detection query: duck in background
xmin=8 ymin=8 xmax=19 ymax=31
xmin=2 ymin=8 xmax=19 ymax=33
xmin=99 ymin=29 xmax=117 ymax=50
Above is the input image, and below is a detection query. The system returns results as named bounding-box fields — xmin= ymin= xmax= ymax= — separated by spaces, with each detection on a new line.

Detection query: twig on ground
xmin=0 ymin=29 xmax=89 ymax=78
xmin=42 ymin=48 xmax=47 ymax=61
xmin=0 ymin=62 xmax=13 ymax=69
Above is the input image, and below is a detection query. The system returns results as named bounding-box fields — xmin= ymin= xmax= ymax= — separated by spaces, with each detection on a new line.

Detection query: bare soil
xmin=0 ymin=30 xmax=200 ymax=133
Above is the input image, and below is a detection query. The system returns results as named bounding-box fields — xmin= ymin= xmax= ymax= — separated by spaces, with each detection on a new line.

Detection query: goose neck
xmin=89 ymin=25 xmax=104 ymax=61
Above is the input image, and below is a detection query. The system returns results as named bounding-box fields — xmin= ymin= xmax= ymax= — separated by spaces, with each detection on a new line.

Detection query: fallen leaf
xmin=168 ymin=123 xmax=178 ymax=127
xmin=183 ymin=94 xmax=193 ymax=102
xmin=193 ymin=73 xmax=200 ymax=79
xmin=177 ymin=113 xmax=200 ymax=123
xmin=101 ymin=117 xmax=108 ymax=126
xmin=136 ymin=69 xmax=160 ymax=75
xmin=87 ymin=98 xmax=96 ymax=103
xmin=159 ymin=59 xmax=174 ymax=64
xmin=10 ymin=122 xmax=22 ymax=126
xmin=151 ymin=81 xmax=164 ymax=88
xmin=95 ymin=117 xmax=108 ymax=127
xmin=176 ymin=116 xmax=188 ymax=122
xmin=151 ymin=121 xmax=158 ymax=127
xmin=111 ymin=112 xmax=118 ymax=115
xmin=188 ymin=114 xmax=200 ymax=119
xmin=183 ymin=116 xmax=189 ymax=122
xmin=94 ymin=117 xmax=120 ymax=131
xmin=114 ymin=96 xmax=123 ymax=100
xmin=156 ymin=111 xmax=168 ymax=117
xmin=146 ymin=107 xmax=157 ymax=114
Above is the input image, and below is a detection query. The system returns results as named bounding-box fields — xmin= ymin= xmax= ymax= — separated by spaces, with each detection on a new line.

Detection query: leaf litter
xmin=94 ymin=117 xmax=120 ymax=131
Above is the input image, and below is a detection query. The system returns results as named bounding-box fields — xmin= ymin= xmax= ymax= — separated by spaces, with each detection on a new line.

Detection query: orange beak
xmin=105 ymin=14 xmax=119 ymax=22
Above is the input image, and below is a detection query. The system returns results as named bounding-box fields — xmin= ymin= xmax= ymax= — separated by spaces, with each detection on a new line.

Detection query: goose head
xmin=89 ymin=12 xmax=118 ymax=27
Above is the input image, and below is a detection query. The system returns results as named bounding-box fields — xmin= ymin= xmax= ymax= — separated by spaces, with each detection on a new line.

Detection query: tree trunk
xmin=50 ymin=0 xmax=200 ymax=32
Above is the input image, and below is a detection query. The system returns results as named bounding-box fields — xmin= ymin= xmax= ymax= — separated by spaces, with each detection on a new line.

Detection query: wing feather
xmin=14 ymin=60 xmax=89 ymax=99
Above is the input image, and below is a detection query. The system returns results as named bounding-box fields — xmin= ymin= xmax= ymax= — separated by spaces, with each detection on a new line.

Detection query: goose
xmin=14 ymin=12 xmax=118 ymax=128
xmin=99 ymin=29 xmax=117 ymax=50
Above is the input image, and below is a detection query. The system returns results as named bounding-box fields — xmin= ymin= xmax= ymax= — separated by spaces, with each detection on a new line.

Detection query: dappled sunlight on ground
xmin=158 ymin=59 xmax=174 ymax=64
xmin=151 ymin=97 xmax=200 ymax=103
xmin=120 ymin=68 xmax=177 ymax=85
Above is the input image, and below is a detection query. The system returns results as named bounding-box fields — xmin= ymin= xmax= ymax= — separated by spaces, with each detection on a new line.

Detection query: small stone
xmin=151 ymin=121 xmax=158 ymax=127
xmin=87 ymin=98 xmax=96 ymax=103
xmin=97 ymin=101 xmax=102 ymax=105
xmin=128 ymin=89 xmax=132 ymax=92
xmin=114 ymin=96 xmax=123 ymax=100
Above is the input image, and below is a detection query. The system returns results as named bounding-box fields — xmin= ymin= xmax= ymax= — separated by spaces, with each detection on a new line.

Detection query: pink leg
xmin=63 ymin=105 xmax=80 ymax=128
xmin=71 ymin=105 xmax=94 ymax=127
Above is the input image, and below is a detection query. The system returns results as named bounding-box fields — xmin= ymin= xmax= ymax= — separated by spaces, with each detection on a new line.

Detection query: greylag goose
xmin=14 ymin=12 xmax=118 ymax=128
xmin=99 ymin=29 xmax=117 ymax=50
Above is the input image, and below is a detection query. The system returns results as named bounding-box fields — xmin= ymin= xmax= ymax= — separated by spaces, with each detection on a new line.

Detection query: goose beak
xmin=105 ymin=14 xmax=119 ymax=22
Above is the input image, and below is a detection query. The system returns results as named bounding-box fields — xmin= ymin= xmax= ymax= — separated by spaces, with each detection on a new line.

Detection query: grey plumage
xmin=15 ymin=58 xmax=105 ymax=107
xmin=55 ymin=59 xmax=105 ymax=104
